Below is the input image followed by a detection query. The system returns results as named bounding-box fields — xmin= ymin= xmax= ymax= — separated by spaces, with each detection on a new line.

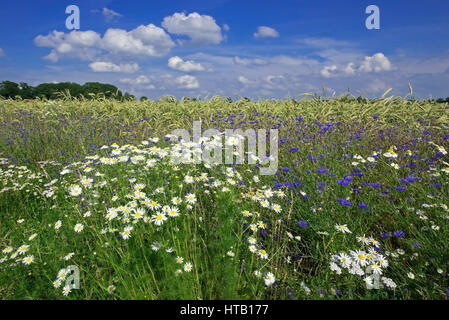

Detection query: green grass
xmin=0 ymin=95 xmax=448 ymax=300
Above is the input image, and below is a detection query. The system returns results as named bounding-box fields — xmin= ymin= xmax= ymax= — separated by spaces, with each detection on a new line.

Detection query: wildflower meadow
xmin=0 ymin=94 xmax=448 ymax=300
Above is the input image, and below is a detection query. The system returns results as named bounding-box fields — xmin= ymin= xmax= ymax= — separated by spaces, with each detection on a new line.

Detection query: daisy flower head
xmin=2 ymin=246 xmax=13 ymax=254
xmin=357 ymin=234 xmax=371 ymax=245
xmin=148 ymin=200 xmax=161 ymax=211
xmin=64 ymin=252 xmax=75 ymax=261
xmin=22 ymin=255 xmax=34 ymax=265
xmin=184 ymin=175 xmax=194 ymax=184
xmin=335 ymin=224 xmax=352 ymax=234
xmin=227 ymin=251 xmax=235 ymax=257
xmin=62 ymin=285 xmax=71 ymax=296
xmin=17 ymin=244 xmax=29 ymax=255
xmin=74 ymin=223 xmax=84 ymax=233
xmin=185 ymin=193 xmax=197 ymax=205
xmin=151 ymin=241 xmax=161 ymax=251
xmin=184 ymin=262 xmax=193 ymax=272
xmin=69 ymin=184 xmax=82 ymax=197
xmin=151 ymin=212 xmax=167 ymax=226
xmin=57 ymin=268 xmax=68 ymax=280
xmin=167 ymin=206 xmax=180 ymax=218
xmin=259 ymin=249 xmax=268 ymax=259
xmin=248 ymin=236 xmax=257 ymax=244
xmin=53 ymin=279 xmax=62 ymax=288
xmin=351 ymin=250 xmax=369 ymax=267
xmin=134 ymin=183 xmax=145 ymax=191
xmin=241 ymin=210 xmax=252 ymax=217
xmin=264 ymin=272 xmax=275 ymax=286
xmin=121 ymin=225 xmax=133 ymax=240
xmin=338 ymin=253 xmax=352 ymax=268
xmin=28 ymin=233 xmax=37 ymax=241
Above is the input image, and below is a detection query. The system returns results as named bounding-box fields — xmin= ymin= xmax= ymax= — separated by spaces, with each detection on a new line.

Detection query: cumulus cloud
xmin=175 ymin=75 xmax=199 ymax=89
xmin=359 ymin=53 xmax=392 ymax=72
xmin=320 ymin=65 xmax=338 ymax=78
xmin=89 ymin=61 xmax=139 ymax=73
xmin=168 ymin=56 xmax=205 ymax=72
xmin=162 ymin=12 xmax=223 ymax=45
xmin=102 ymin=7 xmax=122 ymax=22
xmin=35 ymin=30 xmax=102 ymax=62
xmin=102 ymin=24 xmax=175 ymax=56
xmin=34 ymin=25 xmax=175 ymax=62
xmin=320 ymin=53 xmax=392 ymax=78
xmin=253 ymin=26 xmax=279 ymax=39
xmin=344 ymin=62 xmax=356 ymax=75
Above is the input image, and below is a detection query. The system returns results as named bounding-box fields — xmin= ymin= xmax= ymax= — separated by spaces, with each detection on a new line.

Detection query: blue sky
xmin=1 ymin=0 xmax=448 ymax=99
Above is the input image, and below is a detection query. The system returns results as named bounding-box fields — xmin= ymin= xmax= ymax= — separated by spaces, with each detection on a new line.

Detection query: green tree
xmin=0 ymin=81 xmax=21 ymax=98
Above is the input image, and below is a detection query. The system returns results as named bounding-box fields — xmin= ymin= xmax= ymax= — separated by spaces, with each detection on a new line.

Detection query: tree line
xmin=0 ymin=80 xmax=136 ymax=100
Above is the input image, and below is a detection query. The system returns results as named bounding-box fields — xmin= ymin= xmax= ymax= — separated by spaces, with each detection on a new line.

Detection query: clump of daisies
xmin=329 ymin=234 xmax=396 ymax=290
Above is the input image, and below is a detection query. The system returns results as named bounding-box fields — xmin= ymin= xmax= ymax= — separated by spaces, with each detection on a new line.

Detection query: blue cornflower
xmin=317 ymin=167 xmax=327 ymax=174
xmin=380 ymin=232 xmax=389 ymax=239
xmin=298 ymin=220 xmax=308 ymax=228
xmin=358 ymin=202 xmax=368 ymax=209
xmin=337 ymin=198 xmax=351 ymax=207
xmin=393 ymin=230 xmax=406 ymax=238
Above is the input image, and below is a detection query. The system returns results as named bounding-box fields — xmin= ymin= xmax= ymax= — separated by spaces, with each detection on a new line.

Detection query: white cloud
xmin=168 ymin=56 xmax=205 ymax=72
xmin=35 ymin=30 xmax=102 ymax=62
xmin=319 ymin=53 xmax=392 ymax=78
xmin=234 ymin=56 xmax=268 ymax=66
xmin=102 ymin=8 xmax=122 ymax=22
xmin=359 ymin=53 xmax=392 ymax=72
xmin=298 ymin=37 xmax=352 ymax=49
xmin=223 ymin=24 xmax=230 ymax=31
xmin=120 ymin=75 xmax=150 ymax=84
xmin=320 ymin=65 xmax=338 ymax=78
xmin=102 ymin=24 xmax=175 ymax=57
xmin=89 ymin=61 xmax=139 ymax=73
xmin=162 ymin=12 xmax=223 ymax=45
xmin=34 ymin=25 xmax=175 ymax=62
xmin=175 ymin=75 xmax=199 ymax=89
xmin=265 ymin=75 xmax=284 ymax=85
xmin=237 ymin=76 xmax=253 ymax=85
xmin=0 ymin=48 xmax=4 ymax=57
xmin=253 ymin=26 xmax=279 ymax=39
xmin=344 ymin=62 xmax=356 ymax=75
